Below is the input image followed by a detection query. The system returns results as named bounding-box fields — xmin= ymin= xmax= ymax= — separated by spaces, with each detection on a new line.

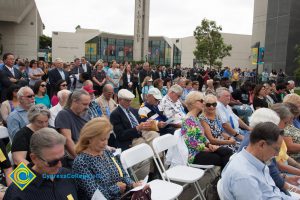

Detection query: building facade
xmin=0 ymin=0 xmax=43 ymax=60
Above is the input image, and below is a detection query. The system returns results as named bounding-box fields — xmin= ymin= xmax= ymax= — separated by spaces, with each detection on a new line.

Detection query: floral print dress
xmin=181 ymin=116 xmax=208 ymax=163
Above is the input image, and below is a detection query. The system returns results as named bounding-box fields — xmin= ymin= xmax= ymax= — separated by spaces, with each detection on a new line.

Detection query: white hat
xmin=118 ymin=89 xmax=135 ymax=100
xmin=148 ymin=88 xmax=162 ymax=100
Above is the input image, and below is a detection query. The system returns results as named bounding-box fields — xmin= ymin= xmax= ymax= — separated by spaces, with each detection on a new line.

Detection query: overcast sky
xmin=35 ymin=0 xmax=254 ymax=38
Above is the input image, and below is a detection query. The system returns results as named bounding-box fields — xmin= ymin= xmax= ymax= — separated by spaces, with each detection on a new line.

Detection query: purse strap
xmin=111 ymin=157 xmax=124 ymax=178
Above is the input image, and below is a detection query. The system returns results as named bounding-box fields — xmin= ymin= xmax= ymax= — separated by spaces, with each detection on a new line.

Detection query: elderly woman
xmin=181 ymin=91 xmax=232 ymax=169
xmin=284 ymin=94 xmax=300 ymax=129
xmin=11 ymin=104 xmax=50 ymax=165
xmin=72 ymin=117 xmax=142 ymax=200
xmin=199 ymin=94 xmax=238 ymax=152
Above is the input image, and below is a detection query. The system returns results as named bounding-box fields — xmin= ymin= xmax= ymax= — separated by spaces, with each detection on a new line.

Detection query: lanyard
xmin=111 ymin=157 xmax=123 ymax=178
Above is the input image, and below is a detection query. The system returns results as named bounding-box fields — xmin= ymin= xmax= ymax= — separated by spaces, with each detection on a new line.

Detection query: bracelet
xmin=233 ymin=132 xmax=239 ymax=137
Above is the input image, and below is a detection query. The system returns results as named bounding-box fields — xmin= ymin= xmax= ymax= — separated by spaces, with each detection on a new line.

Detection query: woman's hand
xmin=227 ymin=137 xmax=236 ymax=145
xmin=208 ymin=144 xmax=219 ymax=152
xmin=117 ymin=182 xmax=127 ymax=193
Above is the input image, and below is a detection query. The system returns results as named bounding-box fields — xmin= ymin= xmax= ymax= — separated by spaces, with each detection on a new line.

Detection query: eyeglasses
xmin=40 ymin=84 xmax=46 ymax=87
xmin=266 ymin=142 xmax=280 ymax=154
xmin=60 ymin=84 xmax=67 ymax=87
xmin=205 ymin=102 xmax=217 ymax=107
xmin=23 ymin=94 xmax=35 ymax=98
xmin=38 ymin=155 xmax=65 ymax=167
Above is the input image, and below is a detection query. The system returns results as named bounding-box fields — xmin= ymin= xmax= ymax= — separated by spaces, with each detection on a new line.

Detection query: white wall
xmin=52 ymin=29 xmax=100 ymax=62
xmin=0 ymin=4 xmax=42 ymax=60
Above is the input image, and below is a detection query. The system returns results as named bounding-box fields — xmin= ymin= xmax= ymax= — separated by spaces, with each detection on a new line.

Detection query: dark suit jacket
xmin=48 ymin=68 xmax=70 ymax=95
xmin=122 ymin=72 xmax=134 ymax=90
xmin=110 ymin=106 xmax=141 ymax=150
xmin=80 ymin=64 xmax=92 ymax=79
xmin=0 ymin=66 xmax=23 ymax=102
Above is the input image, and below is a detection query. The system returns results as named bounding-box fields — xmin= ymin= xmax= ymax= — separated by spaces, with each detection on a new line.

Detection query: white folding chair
xmin=0 ymin=126 xmax=9 ymax=139
xmin=153 ymin=134 xmax=206 ymax=200
xmin=121 ymin=143 xmax=183 ymax=200
xmin=217 ymin=179 xmax=224 ymax=200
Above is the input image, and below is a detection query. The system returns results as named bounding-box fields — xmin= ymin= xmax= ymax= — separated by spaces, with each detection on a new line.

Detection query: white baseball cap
xmin=148 ymin=88 xmax=163 ymax=100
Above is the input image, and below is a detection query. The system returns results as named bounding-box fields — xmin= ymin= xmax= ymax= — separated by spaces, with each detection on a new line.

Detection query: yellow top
xmin=276 ymin=141 xmax=289 ymax=163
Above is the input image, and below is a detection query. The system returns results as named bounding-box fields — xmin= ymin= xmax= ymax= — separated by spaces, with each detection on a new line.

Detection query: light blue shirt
xmin=7 ymin=106 xmax=29 ymax=140
xmin=221 ymin=148 xmax=293 ymax=200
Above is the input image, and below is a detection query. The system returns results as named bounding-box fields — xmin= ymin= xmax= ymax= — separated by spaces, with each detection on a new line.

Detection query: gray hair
xmin=249 ymin=108 xmax=280 ymax=128
xmin=169 ymin=84 xmax=183 ymax=95
xmin=30 ymin=127 xmax=66 ymax=157
xmin=17 ymin=86 xmax=32 ymax=100
xmin=57 ymin=89 xmax=71 ymax=101
xmin=54 ymin=58 xmax=63 ymax=63
xmin=288 ymin=80 xmax=295 ymax=85
xmin=216 ymin=87 xmax=230 ymax=98
xmin=103 ymin=84 xmax=113 ymax=92
xmin=271 ymin=103 xmax=293 ymax=120
xmin=64 ymin=89 xmax=89 ymax=109
xmin=28 ymin=104 xmax=50 ymax=123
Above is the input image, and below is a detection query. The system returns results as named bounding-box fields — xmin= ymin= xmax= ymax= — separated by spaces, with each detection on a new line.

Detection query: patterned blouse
xmin=199 ymin=115 xmax=239 ymax=152
xmin=181 ymin=116 xmax=207 ymax=163
xmin=72 ymin=150 xmax=133 ymax=200
xmin=284 ymin=124 xmax=300 ymax=160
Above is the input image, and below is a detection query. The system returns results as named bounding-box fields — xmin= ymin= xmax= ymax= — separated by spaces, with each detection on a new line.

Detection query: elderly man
xmin=82 ymin=80 xmax=103 ymax=119
xmin=110 ymin=89 xmax=159 ymax=150
xmin=4 ymin=128 xmax=78 ymax=200
xmin=139 ymin=87 xmax=176 ymax=135
xmin=96 ymin=84 xmax=117 ymax=118
xmin=216 ymin=87 xmax=251 ymax=141
xmin=49 ymin=89 xmax=71 ymax=127
xmin=7 ymin=86 xmax=35 ymax=140
xmin=220 ymin=122 xmax=295 ymax=200
xmin=55 ymin=89 xmax=91 ymax=159
xmin=159 ymin=84 xmax=186 ymax=127
xmin=287 ymin=80 xmax=295 ymax=94
xmin=48 ymin=58 xmax=70 ymax=96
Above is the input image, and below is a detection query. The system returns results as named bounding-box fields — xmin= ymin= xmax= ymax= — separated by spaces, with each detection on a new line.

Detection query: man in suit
xmin=110 ymin=89 xmax=159 ymax=150
xmin=48 ymin=58 xmax=70 ymax=97
xmin=0 ymin=53 xmax=24 ymax=102
xmin=80 ymin=57 xmax=92 ymax=79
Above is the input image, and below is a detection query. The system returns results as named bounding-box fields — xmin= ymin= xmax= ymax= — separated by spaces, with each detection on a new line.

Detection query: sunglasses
xmin=39 ymin=155 xmax=65 ymax=167
xmin=205 ymin=102 xmax=217 ymax=107
xmin=40 ymin=84 xmax=47 ymax=87
xmin=23 ymin=94 xmax=35 ymax=98
xmin=60 ymin=84 xmax=67 ymax=87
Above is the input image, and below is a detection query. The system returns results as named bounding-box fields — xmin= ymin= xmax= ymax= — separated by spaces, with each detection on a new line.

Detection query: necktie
xmin=126 ymin=109 xmax=139 ymax=128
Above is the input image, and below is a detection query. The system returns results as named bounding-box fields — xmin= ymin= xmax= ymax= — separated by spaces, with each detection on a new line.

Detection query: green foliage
xmin=193 ymin=19 xmax=232 ymax=68
xmin=39 ymin=35 xmax=52 ymax=49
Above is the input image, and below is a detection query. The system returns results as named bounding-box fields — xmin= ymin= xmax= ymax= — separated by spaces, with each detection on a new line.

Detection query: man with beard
xmin=55 ymin=89 xmax=91 ymax=161
xmin=7 ymin=86 xmax=35 ymax=140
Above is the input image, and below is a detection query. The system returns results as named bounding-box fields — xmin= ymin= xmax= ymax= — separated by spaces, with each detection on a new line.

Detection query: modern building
xmin=0 ymin=0 xmax=43 ymax=60
xmin=252 ymin=0 xmax=300 ymax=75
xmin=52 ymin=28 xmax=100 ymax=62
xmin=84 ymin=30 xmax=252 ymax=68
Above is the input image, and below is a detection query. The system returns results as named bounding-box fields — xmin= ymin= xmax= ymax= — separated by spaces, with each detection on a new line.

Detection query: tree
xmin=39 ymin=35 xmax=52 ymax=49
xmin=193 ymin=19 xmax=232 ymax=68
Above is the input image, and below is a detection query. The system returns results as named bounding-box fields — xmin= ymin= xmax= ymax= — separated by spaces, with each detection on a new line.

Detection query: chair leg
xmin=195 ymin=181 xmax=206 ymax=200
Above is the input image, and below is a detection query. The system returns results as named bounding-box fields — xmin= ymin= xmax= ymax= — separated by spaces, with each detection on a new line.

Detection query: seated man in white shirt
xmin=159 ymin=84 xmax=186 ymax=127
xmin=49 ymin=89 xmax=71 ymax=127
xmin=216 ymin=87 xmax=252 ymax=141
xmin=220 ymin=122 xmax=295 ymax=200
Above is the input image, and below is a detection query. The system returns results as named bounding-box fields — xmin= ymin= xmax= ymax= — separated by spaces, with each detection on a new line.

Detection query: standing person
xmin=48 ymin=58 xmax=70 ymax=97
xmin=261 ymin=68 xmax=269 ymax=83
xmin=0 ymin=53 xmax=23 ymax=102
xmin=91 ymin=59 xmax=106 ymax=96
xmin=28 ymin=60 xmax=44 ymax=87
xmin=131 ymin=64 xmax=139 ymax=97
xmin=106 ymin=60 xmax=121 ymax=102
xmin=122 ymin=64 xmax=134 ymax=92
xmin=80 ymin=57 xmax=92 ymax=79
xmin=269 ymin=69 xmax=278 ymax=82
xmin=231 ymin=68 xmax=239 ymax=91
xmin=33 ymin=80 xmax=51 ymax=109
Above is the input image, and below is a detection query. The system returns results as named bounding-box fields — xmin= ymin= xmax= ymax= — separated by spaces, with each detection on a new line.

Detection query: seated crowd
xmin=0 ymin=52 xmax=300 ymax=199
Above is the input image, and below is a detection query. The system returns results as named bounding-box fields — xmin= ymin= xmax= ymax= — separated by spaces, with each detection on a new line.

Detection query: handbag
xmin=121 ymin=186 xmax=151 ymax=200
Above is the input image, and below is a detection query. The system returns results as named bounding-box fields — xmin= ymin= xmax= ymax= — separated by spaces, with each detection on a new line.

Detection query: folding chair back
xmin=0 ymin=126 xmax=9 ymax=139
xmin=153 ymin=134 xmax=177 ymax=154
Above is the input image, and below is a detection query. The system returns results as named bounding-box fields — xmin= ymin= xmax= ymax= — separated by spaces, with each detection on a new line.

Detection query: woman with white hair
xmin=200 ymin=94 xmax=238 ymax=152
xmin=181 ymin=91 xmax=232 ymax=169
